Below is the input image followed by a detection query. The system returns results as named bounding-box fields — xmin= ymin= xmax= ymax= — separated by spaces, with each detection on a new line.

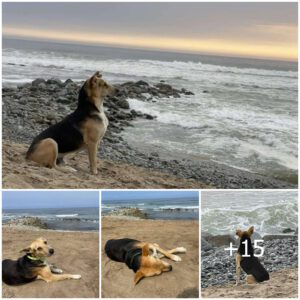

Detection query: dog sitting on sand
xmin=26 ymin=71 xmax=115 ymax=175
xmin=2 ymin=237 xmax=81 ymax=285
xmin=105 ymin=238 xmax=186 ymax=285
xmin=235 ymin=226 xmax=269 ymax=285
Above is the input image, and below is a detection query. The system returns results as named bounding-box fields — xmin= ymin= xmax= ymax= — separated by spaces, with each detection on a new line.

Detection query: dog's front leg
xmin=235 ymin=254 xmax=241 ymax=285
xmin=37 ymin=273 xmax=81 ymax=283
xmin=87 ymin=142 xmax=98 ymax=175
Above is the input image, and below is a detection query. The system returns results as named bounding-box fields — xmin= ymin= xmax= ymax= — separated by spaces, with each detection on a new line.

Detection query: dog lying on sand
xmin=105 ymin=238 xmax=186 ymax=285
xmin=235 ymin=226 xmax=269 ymax=285
xmin=26 ymin=71 xmax=115 ymax=175
xmin=2 ymin=237 xmax=81 ymax=285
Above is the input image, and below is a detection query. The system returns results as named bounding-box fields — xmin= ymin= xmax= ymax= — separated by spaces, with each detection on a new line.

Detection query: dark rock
xmin=282 ymin=228 xmax=295 ymax=234
xmin=202 ymin=238 xmax=213 ymax=251
xmin=32 ymin=78 xmax=46 ymax=86
xmin=135 ymin=80 xmax=149 ymax=86
xmin=116 ymin=99 xmax=130 ymax=109
xmin=144 ymin=113 xmax=155 ymax=120
xmin=57 ymin=97 xmax=71 ymax=104
xmin=204 ymin=234 xmax=236 ymax=247
xmin=64 ymin=79 xmax=73 ymax=84
xmin=46 ymin=78 xmax=63 ymax=86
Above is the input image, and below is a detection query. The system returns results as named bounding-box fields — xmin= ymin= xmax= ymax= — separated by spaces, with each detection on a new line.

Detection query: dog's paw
xmin=172 ymin=255 xmax=182 ymax=262
xmin=176 ymin=247 xmax=187 ymax=253
xmin=72 ymin=274 xmax=81 ymax=279
xmin=62 ymin=166 xmax=77 ymax=172
xmin=67 ymin=167 xmax=77 ymax=172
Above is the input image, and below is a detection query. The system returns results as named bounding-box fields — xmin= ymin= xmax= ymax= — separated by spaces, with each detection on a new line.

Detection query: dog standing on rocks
xmin=26 ymin=72 xmax=115 ymax=174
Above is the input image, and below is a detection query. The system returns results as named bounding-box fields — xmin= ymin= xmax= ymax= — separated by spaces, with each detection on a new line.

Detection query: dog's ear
xmin=20 ymin=247 xmax=31 ymax=254
xmin=248 ymin=226 xmax=254 ymax=235
xmin=134 ymin=270 xmax=145 ymax=285
xmin=93 ymin=71 xmax=102 ymax=78
xmin=142 ymin=244 xmax=150 ymax=256
xmin=236 ymin=229 xmax=242 ymax=237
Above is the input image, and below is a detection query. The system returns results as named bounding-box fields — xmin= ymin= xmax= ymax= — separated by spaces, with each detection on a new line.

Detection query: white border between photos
xmin=0 ymin=0 xmax=299 ymax=299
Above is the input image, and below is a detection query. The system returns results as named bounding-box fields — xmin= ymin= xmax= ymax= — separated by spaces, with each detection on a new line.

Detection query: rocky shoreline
xmin=3 ymin=216 xmax=49 ymax=229
xmin=2 ymin=78 xmax=296 ymax=188
xmin=104 ymin=207 xmax=148 ymax=219
xmin=201 ymin=231 xmax=298 ymax=288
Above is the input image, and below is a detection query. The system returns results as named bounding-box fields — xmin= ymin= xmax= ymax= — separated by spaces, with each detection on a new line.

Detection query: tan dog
xmin=26 ymin=72 xmax=115 ymax=174
xmin=2 ymin=237 xmax=81 ymax=285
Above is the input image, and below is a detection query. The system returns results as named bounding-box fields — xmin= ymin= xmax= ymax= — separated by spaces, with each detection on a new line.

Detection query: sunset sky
xmin=2 ymin=2 xmax=298 ymax=61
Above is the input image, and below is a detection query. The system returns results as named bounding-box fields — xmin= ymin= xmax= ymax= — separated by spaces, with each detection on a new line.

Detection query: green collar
xmin=27 ymin=255 xmax=46 ymax=262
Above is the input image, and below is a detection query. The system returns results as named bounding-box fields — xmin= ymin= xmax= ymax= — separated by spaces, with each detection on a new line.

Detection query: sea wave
xmin=202 ymin=201 xmax=297 ymax=236
xmin=55 ymin=214 xmax=79 ymax=218
xmin=3 ymin=48 xmax=297 ymax=87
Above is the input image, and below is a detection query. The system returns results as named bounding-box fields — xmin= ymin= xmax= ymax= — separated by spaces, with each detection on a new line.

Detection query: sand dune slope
xmin=3 ymin=142 xmax=206 ymax=189
xmin=101 ymin=217 xmax=199 ymax=298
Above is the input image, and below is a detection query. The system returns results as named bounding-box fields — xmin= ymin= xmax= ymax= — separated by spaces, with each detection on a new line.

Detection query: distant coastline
xmin=2 ymin=207 xmax=99 ymax=231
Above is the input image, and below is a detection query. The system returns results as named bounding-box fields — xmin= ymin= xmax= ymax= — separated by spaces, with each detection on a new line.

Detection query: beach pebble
xmin=201 ymin=235 xmax=298 ymax=288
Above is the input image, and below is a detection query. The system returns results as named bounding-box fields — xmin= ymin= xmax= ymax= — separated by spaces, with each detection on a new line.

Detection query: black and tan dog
xmin=2 ymin=237 xmax=81 ymax=285
xmin=26 ymin=71 xmax=115 ymax=175
xmin=235 ymin=226 xmax=269 ymax=285
xmin=105 ymin=238 xmax=187 ymax=284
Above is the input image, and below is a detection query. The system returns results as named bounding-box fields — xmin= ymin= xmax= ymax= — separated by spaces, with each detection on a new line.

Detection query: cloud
xmin=3 ymin=26 xmax=297 ymax=61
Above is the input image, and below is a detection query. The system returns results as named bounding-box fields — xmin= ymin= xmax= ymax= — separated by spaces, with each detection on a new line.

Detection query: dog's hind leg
xmin=28 ymin=138 xmax=76 ymax=173
xmin=150 ymin=244 xmax=182 ymax=262
xmin=157 ymin=247 xmax=187 ymax=259
xmin=235 ymin=254 xmax=241 ymax=285
xmin=246 ymin=274 xmax=256 ymax=284
xmin=27 ymin=138 xmax=58 ymax=168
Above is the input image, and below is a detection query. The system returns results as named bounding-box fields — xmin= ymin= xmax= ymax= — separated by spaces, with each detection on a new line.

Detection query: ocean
xmin=2 ymin=38 xmax=298 ymax=183
xmin=201 ymin=191 xmax=298 ymax=236
xmin=2 ymin=207 xmax=99 ymax=231
xmin=102 ymin=196 xmax=199 ymax=220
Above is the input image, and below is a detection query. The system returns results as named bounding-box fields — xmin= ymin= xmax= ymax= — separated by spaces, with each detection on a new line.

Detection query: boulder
xmin=32 ymin=78 xmax=46 ymax=86
xmin=116 ymin=99 xmax=130 ymax=109
xmin=204 ymin=234 xmax=236 ymax=247
xmin=46 ymin=78 xmax=63 ymax=86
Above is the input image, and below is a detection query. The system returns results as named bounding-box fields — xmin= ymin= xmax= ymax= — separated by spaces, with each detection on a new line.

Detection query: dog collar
xmin=27 ymin=255 xmax=46 ymax=262
xmin=129 ymin=251 xmax=141 ymax=267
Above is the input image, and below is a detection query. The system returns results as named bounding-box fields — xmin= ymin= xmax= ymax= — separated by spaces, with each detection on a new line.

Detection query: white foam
xmin=55 ymin=214 xmax=79 ymax=218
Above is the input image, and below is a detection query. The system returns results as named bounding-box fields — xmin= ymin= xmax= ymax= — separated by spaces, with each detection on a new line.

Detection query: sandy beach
xmin=3 ymin=142 xmax=205 ymax=189
xmin=101 ymin=217 xmax=199 ymax=298
xmin=202 ymin=267 xmax=298 ymax=298
xmin=2 ymin=226 xmax=99 ymax=298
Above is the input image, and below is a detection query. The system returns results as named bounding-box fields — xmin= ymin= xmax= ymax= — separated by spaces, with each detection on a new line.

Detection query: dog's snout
xmin=49 ymin=248 xmax=54 ymax=255
xmin=168 ymin=265 xmax=172 ymax=271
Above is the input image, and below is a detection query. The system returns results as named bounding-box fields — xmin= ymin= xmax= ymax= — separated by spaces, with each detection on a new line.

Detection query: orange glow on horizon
xmin=3 ymin=27 xmax=298 ymax=62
